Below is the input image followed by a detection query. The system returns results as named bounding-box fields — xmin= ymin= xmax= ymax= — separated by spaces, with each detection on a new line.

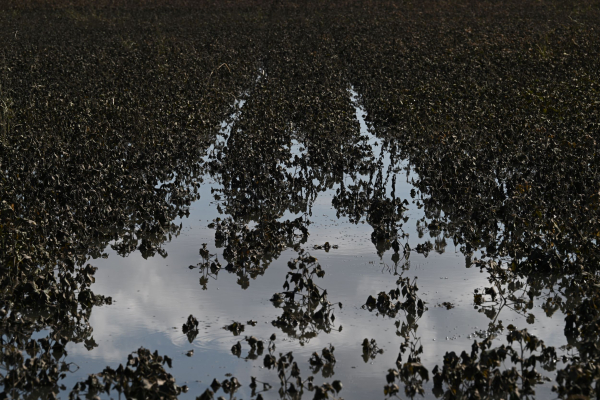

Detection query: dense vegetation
xmin=1 ymin=0 xmax=599 ymax=398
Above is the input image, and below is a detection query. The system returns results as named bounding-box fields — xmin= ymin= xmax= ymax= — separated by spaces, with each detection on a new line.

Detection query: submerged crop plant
xmin=1 ymin=0 xmax=599 ymax=398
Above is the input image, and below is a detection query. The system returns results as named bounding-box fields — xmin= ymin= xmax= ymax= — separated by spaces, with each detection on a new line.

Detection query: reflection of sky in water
xmin=64 ymin=92 xmax=567 ymax=399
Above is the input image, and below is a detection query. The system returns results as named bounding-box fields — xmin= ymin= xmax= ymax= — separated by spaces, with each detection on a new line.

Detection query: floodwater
xmin=3 ymin=4 xmax=599 ymax=398
xmin=60 ymin=90 xmax=568 ymax=399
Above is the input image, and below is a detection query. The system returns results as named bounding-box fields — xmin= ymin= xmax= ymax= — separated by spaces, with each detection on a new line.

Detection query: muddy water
xmin=59 ymin=91 xmax=568 ymax=399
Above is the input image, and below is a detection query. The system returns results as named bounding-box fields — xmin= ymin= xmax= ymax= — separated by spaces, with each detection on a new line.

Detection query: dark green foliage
xmin=271 ymin=251 xmax=339 ymax=344
xmin=1 ymin=0 xmax=600 ymax=398
xmin=364 ymin=275 xmax=425 ymax=319
xmin=69 ymin=348 xmax=183 ymax=400
xmin=182 ymin=315 xmax=199 ymax=343
xmin=431 ymin=329 xmax=557 ymax=400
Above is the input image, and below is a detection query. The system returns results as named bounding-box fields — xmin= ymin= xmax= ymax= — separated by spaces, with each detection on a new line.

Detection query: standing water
xmin=62 ymin=88 xmax=567 ymax=399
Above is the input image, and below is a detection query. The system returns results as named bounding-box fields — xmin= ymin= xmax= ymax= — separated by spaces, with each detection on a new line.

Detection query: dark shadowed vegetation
xmin=1 ymin=0 xmax=600 ymax=398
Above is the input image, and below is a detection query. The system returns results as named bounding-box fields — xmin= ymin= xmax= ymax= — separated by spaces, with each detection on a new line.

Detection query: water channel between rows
xmin=63 ymin=89 xmax=567 ymax=399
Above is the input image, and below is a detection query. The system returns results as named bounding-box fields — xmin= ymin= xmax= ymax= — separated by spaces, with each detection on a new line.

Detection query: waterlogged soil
xmin=1 ymin=1 xmax=600 ymax=399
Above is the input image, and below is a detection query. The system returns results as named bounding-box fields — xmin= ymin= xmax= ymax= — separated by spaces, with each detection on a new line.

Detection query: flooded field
xmin=1 ymin=0 xmax=600 ymax=399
